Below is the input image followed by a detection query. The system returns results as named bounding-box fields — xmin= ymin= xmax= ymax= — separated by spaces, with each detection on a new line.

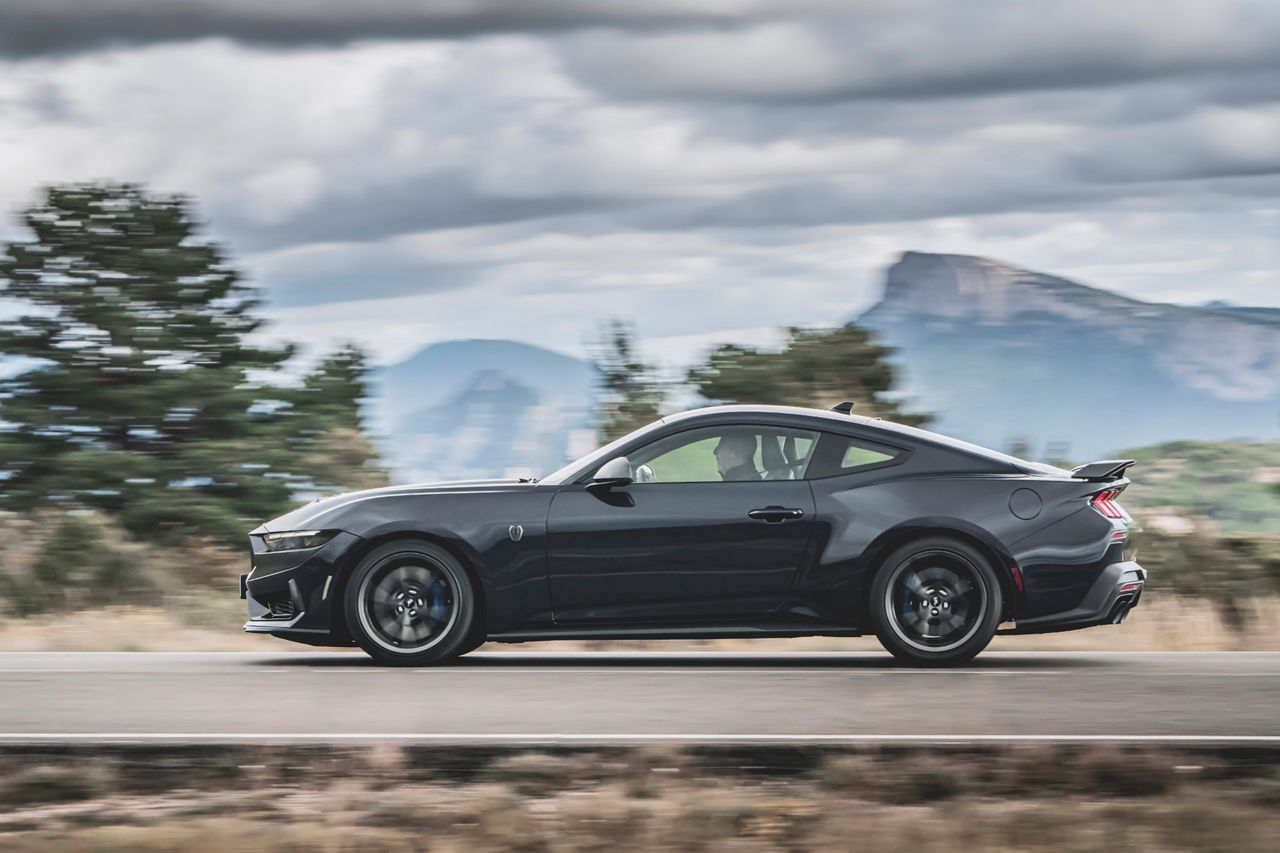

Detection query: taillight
xmin=1092 ymin=490 xmax=1126 ymax=519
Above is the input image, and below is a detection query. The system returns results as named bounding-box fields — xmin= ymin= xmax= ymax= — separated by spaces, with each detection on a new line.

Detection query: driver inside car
xmin=713 ymin=433 xmax=761 ymax=481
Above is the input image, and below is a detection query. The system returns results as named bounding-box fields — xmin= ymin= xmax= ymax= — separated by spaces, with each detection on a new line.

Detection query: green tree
xmin=687 ymin=324 xmax=929 ymax=426
xmin=0 ymin=182 xmax=382 ymax=543
xmin=592 ymin=319 xmax=665 ymax=442
xmin=292 ymin=343 xmax=388 ymax=494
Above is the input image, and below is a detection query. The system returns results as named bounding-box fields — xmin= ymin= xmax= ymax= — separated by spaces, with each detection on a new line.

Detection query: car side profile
xmin=241 ymin=403 xmax=1145 ymax=666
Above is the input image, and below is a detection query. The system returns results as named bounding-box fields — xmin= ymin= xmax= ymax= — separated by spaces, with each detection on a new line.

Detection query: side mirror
xmin=589 ymin=456 xmax=634 ymax=488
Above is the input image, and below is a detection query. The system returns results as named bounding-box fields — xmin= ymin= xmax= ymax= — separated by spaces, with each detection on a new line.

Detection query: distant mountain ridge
xmin=366 ymin=253 xmax=1280 ymax=477
xmin=1202 ymin=300 xmax=1280 ymax=323
xmin=370 ymin=339 xmax=595 ymax=482
xmin=858 ymin=252 xmax=1280 ymax=460
xmin=10 ymin=254 xmax=1275 ymax=480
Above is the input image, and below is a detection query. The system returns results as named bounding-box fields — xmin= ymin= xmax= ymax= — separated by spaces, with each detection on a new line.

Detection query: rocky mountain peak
xmin=856 ymin=250 xmax=1280 ymax=459
xmin=867 ymin=251 xmax=1145 ymax=325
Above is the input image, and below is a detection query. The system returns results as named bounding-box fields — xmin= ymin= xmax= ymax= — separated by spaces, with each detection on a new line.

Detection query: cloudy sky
xmin=1 ymin=0 xmax=1278 ymax=368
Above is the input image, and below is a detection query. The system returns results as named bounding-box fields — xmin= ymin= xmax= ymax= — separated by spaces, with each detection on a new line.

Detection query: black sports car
xmin=242 ymin=403 xmax=1145 ymax=666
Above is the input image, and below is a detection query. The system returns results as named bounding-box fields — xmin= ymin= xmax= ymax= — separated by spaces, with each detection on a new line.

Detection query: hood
xmin=253 ymin=478 xmax=535 ymax=534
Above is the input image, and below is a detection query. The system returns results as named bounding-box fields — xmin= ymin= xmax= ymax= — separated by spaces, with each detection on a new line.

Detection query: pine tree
xmin=592 ymin=319 xmax=665 ymax=442
xmin=291 ymin=344 xmax=388 ymax=494
xmin=687 ymin=324 xmax=930 ymax=426
xmin=0 ymin=183 xmax=382 ymax=543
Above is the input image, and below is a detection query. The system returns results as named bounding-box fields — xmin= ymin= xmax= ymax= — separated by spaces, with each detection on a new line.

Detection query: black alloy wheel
xmin=344 ymin=540 xmax=477 ymax=666
xmin=870 ymin=536 xmax=1003 ymax=666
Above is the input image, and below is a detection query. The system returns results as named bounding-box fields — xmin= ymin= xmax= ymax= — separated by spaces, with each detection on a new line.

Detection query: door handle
xmin=747 ymin=506 xmax=805 ymax=523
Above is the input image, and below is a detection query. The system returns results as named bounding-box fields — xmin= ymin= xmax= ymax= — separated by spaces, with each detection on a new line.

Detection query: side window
xmin=643 ymin=433 xmax=722 ymax=483
xmin=807 ymin=433 xmax=903 ymax=478
xmin=628 ymin=425 xmax=819 ymax=483
xmin=841 ymin=443 xmax=896 ymax=469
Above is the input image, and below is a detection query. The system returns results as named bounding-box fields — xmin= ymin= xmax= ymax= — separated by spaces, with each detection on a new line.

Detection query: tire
xmin=869 ymin=536 xmax=1002 ymax=667
xmin=343 ymin=540 xmax=477 ymax=666
xmin=455 ymin=619 xmax=489 ymax=657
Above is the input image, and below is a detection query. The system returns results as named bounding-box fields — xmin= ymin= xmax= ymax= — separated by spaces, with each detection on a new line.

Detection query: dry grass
xmin=996 ymin=594 xmax=1280 ymax=652
xmin=7 ymin=797 xmax=1273 ymax=853
xmin=0 ymin=607 xmax=285 ymax=653
xmin=1 ymin=595 xmax=1277 ymax=653
xmin=1 ymin=744 xmax=1278 ymax=852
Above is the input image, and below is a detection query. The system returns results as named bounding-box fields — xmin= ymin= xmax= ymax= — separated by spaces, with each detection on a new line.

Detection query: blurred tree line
xmin=593 ymin=320 xmax=928 ymax=440
xmin=0 ymin=183 xmax=385 ymax=612
xmin=1134 ymin=528 xmax=1280 ymax=630
xmin=4 ymin=182 xmax=1276 ymax=630
xmin=592 ymin=319 xmax=666 ymax=442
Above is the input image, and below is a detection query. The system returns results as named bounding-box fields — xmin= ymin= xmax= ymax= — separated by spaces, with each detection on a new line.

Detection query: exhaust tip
xmin=1109 ymin=594 xmax=1134 ymax=624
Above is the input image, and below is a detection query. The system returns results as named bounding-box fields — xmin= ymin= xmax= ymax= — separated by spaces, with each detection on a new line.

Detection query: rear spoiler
xmin=1070 ymin=459 xmax=1135 ymax=482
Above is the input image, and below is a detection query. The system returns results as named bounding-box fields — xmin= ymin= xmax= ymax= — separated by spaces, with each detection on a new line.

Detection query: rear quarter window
xmin=807 ymin=433 xmax=905 ymax=478
xmin=842 ymin=443 xmax=896 ymax=468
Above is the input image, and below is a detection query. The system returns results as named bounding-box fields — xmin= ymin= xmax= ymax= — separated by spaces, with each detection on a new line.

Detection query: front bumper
xmin=241 ymin=530 xmax=362 ymax=646
xmin=1000 ymin=559 xmax=1145 ymax=635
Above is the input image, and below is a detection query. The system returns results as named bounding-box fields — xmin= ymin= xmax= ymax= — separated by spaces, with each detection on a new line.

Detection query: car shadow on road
xmin=254 ymin=652 xmax=1108 ymax=670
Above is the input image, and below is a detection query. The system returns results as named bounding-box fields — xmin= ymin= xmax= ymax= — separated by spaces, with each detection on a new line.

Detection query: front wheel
xmin=869 ymin=537 xmax=1003 ymax=667
xmin=344 ymin=540 xmax=477 ymax=666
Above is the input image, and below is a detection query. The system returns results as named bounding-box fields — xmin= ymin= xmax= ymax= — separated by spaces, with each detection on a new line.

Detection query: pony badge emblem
xmin=508 ymin=524 xmax=524 ymax=542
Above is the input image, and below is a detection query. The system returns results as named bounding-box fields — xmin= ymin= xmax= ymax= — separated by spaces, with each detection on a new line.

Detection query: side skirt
xmin=488 ymin=623 xmax=863 ymax=643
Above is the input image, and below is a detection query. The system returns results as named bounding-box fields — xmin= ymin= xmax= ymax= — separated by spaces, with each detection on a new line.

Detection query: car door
xmin=545 ymin=424 xmax=820 ymax=623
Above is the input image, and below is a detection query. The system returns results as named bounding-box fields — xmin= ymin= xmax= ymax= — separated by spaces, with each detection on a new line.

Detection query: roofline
xmin=544 ymin=401 xmax=1040 ymax=485
xmin=663 ymin=403 xmax=877 ymax=428
xmin=664 ymin=403 xmax=1037 ymax=473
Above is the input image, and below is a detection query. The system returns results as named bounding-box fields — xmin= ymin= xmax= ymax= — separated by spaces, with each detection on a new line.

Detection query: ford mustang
xmin=241 ymin=403 xmax=1144 ymax=666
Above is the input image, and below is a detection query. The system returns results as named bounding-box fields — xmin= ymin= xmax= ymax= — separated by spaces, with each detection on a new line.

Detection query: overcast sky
xmin=1 ymin=0 xmax=1277 ymax=367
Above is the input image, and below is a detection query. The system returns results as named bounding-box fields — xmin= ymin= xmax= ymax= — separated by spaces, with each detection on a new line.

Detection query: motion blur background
xmin=1 ymin=1 xmax=1279 ymax=641
xmin=3 ymin=4 xmax=1280 ymax=852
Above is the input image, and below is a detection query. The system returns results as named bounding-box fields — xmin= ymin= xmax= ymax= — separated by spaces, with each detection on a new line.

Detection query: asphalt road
xmin=0 ymin=651 xmax=1276 ymax=743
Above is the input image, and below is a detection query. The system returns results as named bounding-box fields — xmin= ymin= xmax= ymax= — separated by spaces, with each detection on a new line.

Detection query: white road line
xmin=0 ymin=733 xmax=1277 ymax=743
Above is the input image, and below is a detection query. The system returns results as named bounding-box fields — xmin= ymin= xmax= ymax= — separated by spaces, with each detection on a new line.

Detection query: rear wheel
xmin=869 ymin=537 xmax=1002 ymax=667
xmin=344 ymin=540 xmax=476 ymax=666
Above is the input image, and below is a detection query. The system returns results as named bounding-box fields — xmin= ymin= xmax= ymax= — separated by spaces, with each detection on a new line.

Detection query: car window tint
xmin=842 ymin=443 xmax=896 ymax=469
xmin=630 ymin=425 xmax=819 ymax=483
xmin=645 ymin=435 xmax=721 ymax=482
xmin=759 ymin=431 xmax=816 ymax=479
xmin=807 ymin=434 xmax=903 ymax=478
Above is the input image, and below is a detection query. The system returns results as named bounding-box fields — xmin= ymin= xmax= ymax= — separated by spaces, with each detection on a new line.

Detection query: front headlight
xmin=261 ymin=529 xmax=338 ymax=552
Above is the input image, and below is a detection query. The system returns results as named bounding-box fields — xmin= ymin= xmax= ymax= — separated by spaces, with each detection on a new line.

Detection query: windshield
xmin=539 ymin=417 xmax=668 ymax=485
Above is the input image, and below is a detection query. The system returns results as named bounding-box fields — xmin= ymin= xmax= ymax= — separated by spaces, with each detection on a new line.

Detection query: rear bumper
xmin=1000 ymin=560 xmax=1145 ymax=635
xmin=241 ymin=530 xmax=361 ymax=647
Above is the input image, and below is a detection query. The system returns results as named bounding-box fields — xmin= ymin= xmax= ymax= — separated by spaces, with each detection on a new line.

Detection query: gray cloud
xmin=0 ymin=0 xmax=1277 ymax=342
xmin=254 ymin=253 xmax=488 ymax=309
xmin=0 ymin=0 xmax=844 ymax=58
xmin=213 ymin=172 xmax=628 ymax=254
xmin=558 ymin=1 xmax=1280 ymax=103
xmin=624 ymin=176 xmax=1089 ymax=234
